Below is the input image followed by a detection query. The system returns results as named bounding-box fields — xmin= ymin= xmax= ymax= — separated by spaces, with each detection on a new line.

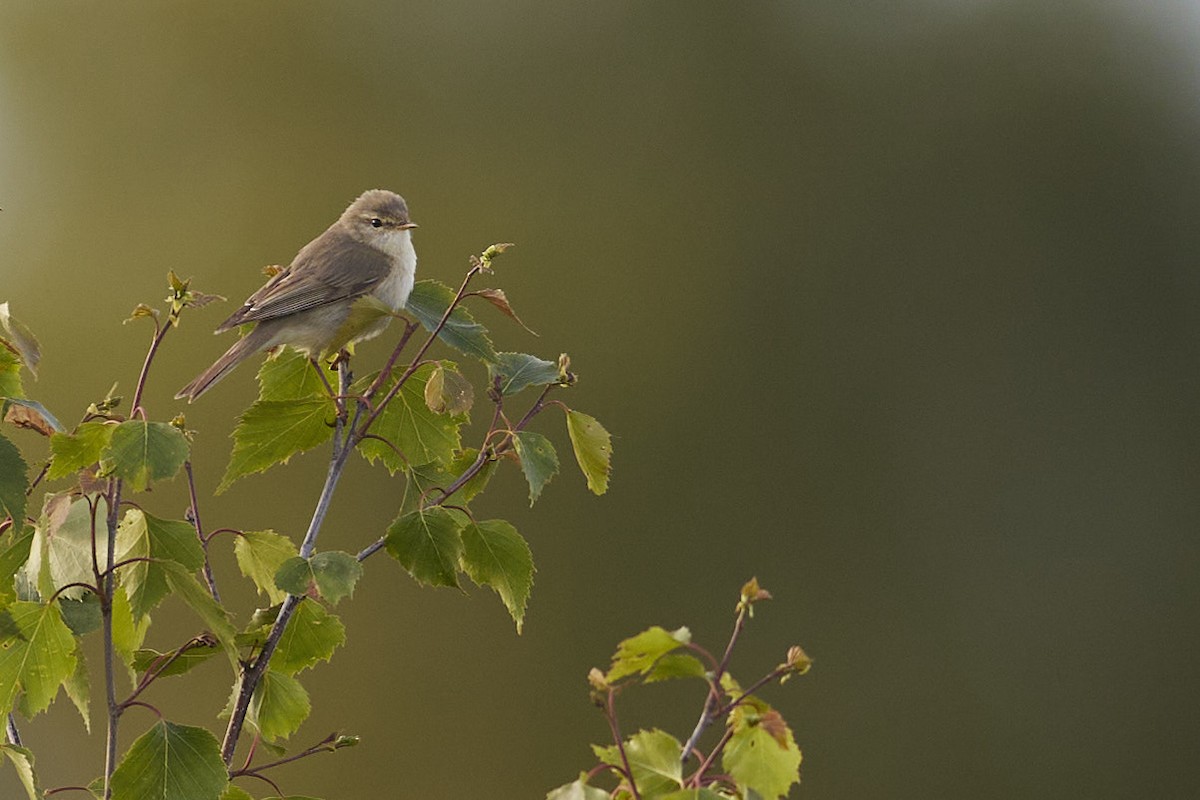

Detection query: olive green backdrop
xmin=2 ymin=2 xmax=1198 ymax=797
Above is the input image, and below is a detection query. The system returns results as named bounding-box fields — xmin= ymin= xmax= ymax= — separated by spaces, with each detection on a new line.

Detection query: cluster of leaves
xmin=0 ymin=247 xmax=614 ymax=800
xmin=548 ymin=579 xmax=812 ymax=800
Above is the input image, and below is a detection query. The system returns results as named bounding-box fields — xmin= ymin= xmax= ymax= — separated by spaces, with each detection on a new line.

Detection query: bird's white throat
xmin=371 ymin=228 xmax=417 ymax=311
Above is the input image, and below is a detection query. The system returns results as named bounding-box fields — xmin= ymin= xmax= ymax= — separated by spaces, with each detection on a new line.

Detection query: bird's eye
xmin=370 ymin=218 xmax=383 ymax=228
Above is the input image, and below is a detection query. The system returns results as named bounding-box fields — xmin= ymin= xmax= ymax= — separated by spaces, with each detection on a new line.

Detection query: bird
xmin=176 ymin=189 xmax=418 ymax=401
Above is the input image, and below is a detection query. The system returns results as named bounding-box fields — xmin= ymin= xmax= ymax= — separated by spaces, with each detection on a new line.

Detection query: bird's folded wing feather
xmin=216 ymin=235 xmax=389 ymax=332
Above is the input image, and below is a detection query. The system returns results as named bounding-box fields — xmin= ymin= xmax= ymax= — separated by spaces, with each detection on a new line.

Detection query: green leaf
xmin=234 ymin=530 xmax=298 ymax=604
xmin=132 ymin=643 xmax=221 ymax=680
xmin=606 ymin=626 xmax=691 ymax=683
xmin=220 ymin=787 xmax=255 ymax=800
xmin=423 ymin=363 xmax=474 ymax=415
xmin=357 ymin=364 xmax=465 ymax=475
xmin=257 ymin=350 xmax=327 ymax=401
xmin=489 ymin=352 xmax=560 ymax=396
xmin=58 ymin=596 xmax=102 ymax=636
xmin=109 ymin=721 xmax=228 ymax=800
xmin=0 ymin=526 xmax=34 ymax=602
xmin=111 ymin=586 xmax=150 ymax=675
xmin=385 ymin=507 xmax=464 ymax=588
xmin=63 ymin=645 xmax=91 ymax=732
xmin=39 ymin=492 xmax=109 ymax=601
xmin=0 ymin=601 xmax=77 ymax=716
xmin=644 ymin=653 xmax=708 ymax=683
xmin=722 ymin=709 xmax=802 ymax=800
xmin=0 ymin=303 xmax=40 ymax=378
xmin=48 ymin=421 xmax=115 ymax=479
xmin=594 ymin=729 xmax=683 ymax=796
xmin=218 ymin=398 xmax=335 ymax=493
xmin=566 ymin=410 xmax=612 ymax=495
xmin=0 ymin=434 xmax=28 ymax=526
xmin=161 ymin=562 xmax=237 ymax=660
xmin=115 ymin=509 xmax=205 ymax=621
xmin=512 ymin=430 xmax=558 ymax=506
xmin=0 ymin=743 xmax=40 ymax=800
xmin=0 ymin=351 xmax=21 ymax=402
xmin=248 ymin=669 xmax=310 ymax=742
xmin=545 ymin=778 xmax=610 ymax=800
xmin=406 ymin=279 xmax=499 ymax=363
xmin=274 ymin=552 xmax=362 ymax=605
xmin=270 ymin=600 xmax=345 ymax=675
xmin=460 ymin=520 xmax=534 ymax=634
xmin=100 ymin=420 xmax=190 ymax=492
xmin=397 ymin=450 xmax=495 ymax=517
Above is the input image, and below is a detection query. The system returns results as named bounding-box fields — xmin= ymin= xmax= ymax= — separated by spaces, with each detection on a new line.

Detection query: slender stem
xmin=714 ymin=666 xmax=790 ymax=717
xmin=122 ymin=636 xmax=215 ymax=707
xmin=680 ymin=605 xmax=748 ymax=767
xmin=364 ymin=320 xmax=420 ymax=400
xmin=234 ymin=772 xmax=284 ymax=797
xmin=48 ymin=582 xmax=101 ymax=603
xmin=231 ymin=732 xmax=340 ymax=777
xmin=184 ymin=461 xmax=219 ymax=601
xmin=130 ymin=318 xmax=172 ymax=417
xmin=102 ymin=478 xmax=123 ymax=800
xmin=605 ymin=690 xmax=641 ymax=800
xmin=25 ymin=462 xmax=49 ymax=496
xmin=687 ymin=727 xmax=734 ymax=789
xmin=220 ymin=363 xmax=355 ymax=765
xmin=44 ymin=788 xmax=97 ymax=797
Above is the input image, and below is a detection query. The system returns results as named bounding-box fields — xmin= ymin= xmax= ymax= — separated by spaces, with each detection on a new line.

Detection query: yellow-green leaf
xmin=565 ymin=409 xmax=611 ymax=495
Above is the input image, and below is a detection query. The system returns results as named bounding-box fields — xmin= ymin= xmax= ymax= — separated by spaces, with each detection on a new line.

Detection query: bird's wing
xmin=215 ymin=235 xmax=390 ymax=332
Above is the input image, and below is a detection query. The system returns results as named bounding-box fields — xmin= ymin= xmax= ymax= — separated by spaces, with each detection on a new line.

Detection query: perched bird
xmin=176 ymin=189 xmax=418 ymax=401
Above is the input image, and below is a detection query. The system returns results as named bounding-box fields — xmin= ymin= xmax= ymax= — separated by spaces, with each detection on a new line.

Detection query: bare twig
xmin=183 ymin=461 xmax=219 ymax=601
xmin=680 ymin=604 xmax=749 ymax=768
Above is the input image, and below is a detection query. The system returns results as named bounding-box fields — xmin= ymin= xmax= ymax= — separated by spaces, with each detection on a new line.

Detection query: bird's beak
xmin=399 ymin=222 xmax=418 ymax=230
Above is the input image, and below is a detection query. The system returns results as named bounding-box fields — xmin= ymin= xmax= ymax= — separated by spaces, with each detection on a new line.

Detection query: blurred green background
xmin=2 ymin=2 xmax=1199 ymax=797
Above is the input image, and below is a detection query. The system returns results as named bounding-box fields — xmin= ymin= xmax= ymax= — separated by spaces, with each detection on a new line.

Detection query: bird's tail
xmin=175 ymin=327 xmax=272 ymax=401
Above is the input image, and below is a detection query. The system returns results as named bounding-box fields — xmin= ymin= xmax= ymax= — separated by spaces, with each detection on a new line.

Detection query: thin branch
xmin=680 ymin=604 xmax=749 ymax=767
xmin=714 ymin=665 xmax=790 ymax=717
xmin=121 ymin=635 xmax=217 ymax=708
xmin=605 ymin=689 xmax=641 ymax=800
xmin=686 ymin=727 xmax=734 ymax=789
xmin=232 ymin=771 xmax=284 ymax=797
xmin=221 ymin=362 xmax=356 ymax=765
xmin=25 ymin=462 xmax=49 ymax=496
xmin=121 ymin=700 xmax=163 ymax=720
xmin=231 ymin=732 xmax=341 ymax=777
xmin=363 ymin=319 xmax=420 ymax=400
xmin=130 ymin=317 xmax=173 ymax=417
xmin=184 ymin=461 xmax=219 ymax=601
xmin=100 ymin=556 xmax=157 ymax=578
xmin=44 ymin=788 xmax=98 ymax=797
xmin=48 ymin=582 xmax=101 ymax=603
xmin=101 ymin=477 xmax=123 ymax=800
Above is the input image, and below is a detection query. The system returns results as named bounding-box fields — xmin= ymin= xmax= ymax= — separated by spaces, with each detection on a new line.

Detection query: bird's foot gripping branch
xmin=0 ymin=244 xmax=612 ymax=800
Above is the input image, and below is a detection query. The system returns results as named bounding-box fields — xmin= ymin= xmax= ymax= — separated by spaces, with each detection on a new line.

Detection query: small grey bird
xmin=177 ymin=189 xmax=418 ymax=401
